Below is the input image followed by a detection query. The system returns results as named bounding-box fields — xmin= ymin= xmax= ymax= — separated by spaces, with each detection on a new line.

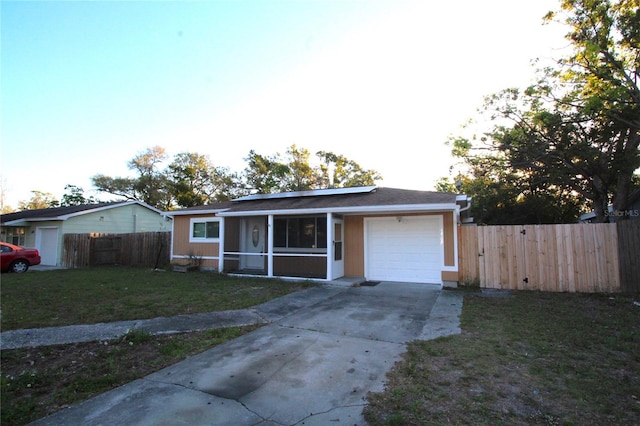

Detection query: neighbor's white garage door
xmin=365 ymin=216 xmax=443 ymax=283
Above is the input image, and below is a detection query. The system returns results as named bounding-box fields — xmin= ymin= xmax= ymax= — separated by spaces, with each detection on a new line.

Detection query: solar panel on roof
xmin=234 ymin=186 xmax=377 ymax=202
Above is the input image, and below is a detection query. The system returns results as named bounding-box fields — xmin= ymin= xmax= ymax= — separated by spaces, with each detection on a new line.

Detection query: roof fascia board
xmin=218 ymin=203 xmax=459 ymax=217
xmin=2 ymin=217 xmax=65 ymax=225
xmin=19 ymin=217 xmax=65 ymax=222
xmin=2 ymin=219 xmax=31 ymax=226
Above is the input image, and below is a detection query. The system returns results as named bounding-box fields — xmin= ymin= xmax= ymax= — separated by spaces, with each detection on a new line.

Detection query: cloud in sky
xmin=0 ymin=0 xmax=566 ymax=207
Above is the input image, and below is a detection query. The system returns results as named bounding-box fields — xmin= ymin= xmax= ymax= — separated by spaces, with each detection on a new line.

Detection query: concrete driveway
xmin=30 ymin=282 xmax=462 ymax=426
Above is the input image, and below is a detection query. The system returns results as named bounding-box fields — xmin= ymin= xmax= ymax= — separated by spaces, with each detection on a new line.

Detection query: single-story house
xmin=0 ymin=201 xmax=171 ymax=266
xmin=165 ymin=186 xmax=472 ymax=286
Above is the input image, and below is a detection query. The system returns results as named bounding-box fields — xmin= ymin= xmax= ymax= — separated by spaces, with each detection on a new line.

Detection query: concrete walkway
xmin=1 ymin=285 xmax=351 ymax=350
xmin=14 ymin=282 xmax=463 ymax=426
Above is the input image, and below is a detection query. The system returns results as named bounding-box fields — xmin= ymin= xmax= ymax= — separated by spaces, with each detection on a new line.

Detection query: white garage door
xmin=36 ymin=227 xmax=59 ymax=266
xmin=365 ymin=216 xmax=443 ymax=283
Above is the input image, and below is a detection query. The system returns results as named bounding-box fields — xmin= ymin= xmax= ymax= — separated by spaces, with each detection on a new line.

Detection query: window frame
xmin=189 ymin=217 xmax=221 ymax=243
xmin=1 ymin=227 xmax=26 ymax=246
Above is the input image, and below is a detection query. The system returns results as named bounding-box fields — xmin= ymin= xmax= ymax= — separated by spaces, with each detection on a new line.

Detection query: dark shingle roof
xmin=167 ymin=187 xmax=460 ymax=215
xmin=1 ymin=202 xmax=130 ymax=224
xmin=226 ymin=187 xmax=456 ymax=213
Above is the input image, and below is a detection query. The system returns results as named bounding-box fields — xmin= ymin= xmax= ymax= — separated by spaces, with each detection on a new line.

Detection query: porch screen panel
xmin=274 ymin=217 xmax=327 ymax=249
xmin=274 ymin=219 xmax=287 ymax=247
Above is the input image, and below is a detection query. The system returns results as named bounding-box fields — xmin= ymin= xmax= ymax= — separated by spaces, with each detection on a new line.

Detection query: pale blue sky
xmin=1 ymin=0 xmax=566 ymax=208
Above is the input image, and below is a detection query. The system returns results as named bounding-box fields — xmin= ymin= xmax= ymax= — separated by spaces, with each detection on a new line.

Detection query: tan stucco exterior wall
xmin=171 ymin=215 xmax=220 ymax=269
xmin=443 ymin=211 xmax=455 ymax=267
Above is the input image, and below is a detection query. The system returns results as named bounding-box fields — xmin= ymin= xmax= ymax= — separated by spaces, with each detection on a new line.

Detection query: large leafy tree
xmin=444 ymin=0 xmax=639 ymax=223
xmin=92 ymin=144 xmax=380 ymax=208
xmin=436 ymin=154 xmax=584 ymax=225
xmin=317 ymin=150 xmax=381 ymax=189
xmin=18 ymin=191 xmax=59 ymax=210
xmin=282 ymin=145 xmax=317 ymax=192
xmin=93 ymin=147 xmax=242 ymax=209
xmin=242 ymin=150 xmax=291 ymax=194
xmin=242 ymin=144 xmax=381 ymax=193
xmin=92 ymin=146 xmax=173 ymax=209
xmin=60 ymin=185 xmax=99 ymax=206
xmin=168 ymin=152 xmax=242 ymax=206
xmin=547 ymin=0 xmax=640 ymax=221
xmin=126 ymin=146 xmax=173 ymax=209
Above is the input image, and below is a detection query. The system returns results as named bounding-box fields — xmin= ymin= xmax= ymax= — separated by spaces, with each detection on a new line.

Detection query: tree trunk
xmin=612 ymin=129 xmax=640 ymax=221
xmin=591 ymin=175 xmax=610 ymax=223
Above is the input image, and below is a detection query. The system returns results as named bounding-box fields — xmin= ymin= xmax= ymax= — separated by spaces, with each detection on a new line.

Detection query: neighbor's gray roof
xmin=167 ymin=187 xmax=461 ymax=216
xmin=1 ymin=201 xmax=164 ymax=225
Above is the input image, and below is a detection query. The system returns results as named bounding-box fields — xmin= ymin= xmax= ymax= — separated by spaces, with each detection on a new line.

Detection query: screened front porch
xmin=220 ymin=213 xmax=344 ymax=280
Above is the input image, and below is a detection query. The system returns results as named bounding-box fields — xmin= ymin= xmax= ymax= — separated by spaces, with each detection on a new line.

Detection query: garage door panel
xmin=365 ymin=216 xmax=443 ymax=284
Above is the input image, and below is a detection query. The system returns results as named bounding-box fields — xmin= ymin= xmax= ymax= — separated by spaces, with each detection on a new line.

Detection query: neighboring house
xmin=165 ymin=186 xmax=472 ymax=286
xmin=0 ymin=201 xmax=171 ymax=266
xmin=579 ymin=188 xmax=640 ymax=223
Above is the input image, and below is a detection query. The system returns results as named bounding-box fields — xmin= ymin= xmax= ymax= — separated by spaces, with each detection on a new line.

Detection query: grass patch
xmin=0 ymin=267 xmax=316 ymax=330
xmin=1 ymin=325 xmax=263 ymax=426
xmin=0 ymin=267 xmax=315 ymax=425
xmin=364 ymin=291 xmax=640 ymax=425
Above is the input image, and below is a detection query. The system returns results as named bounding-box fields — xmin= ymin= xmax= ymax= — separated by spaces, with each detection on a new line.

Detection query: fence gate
xmin=464 ymin=224 xmax=620 ymax=293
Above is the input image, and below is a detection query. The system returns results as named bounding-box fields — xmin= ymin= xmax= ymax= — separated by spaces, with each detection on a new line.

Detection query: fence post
xmin=617 ymin=220 xmax=640 ymax=294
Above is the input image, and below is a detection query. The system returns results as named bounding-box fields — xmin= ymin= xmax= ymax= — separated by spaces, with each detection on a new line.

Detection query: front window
xmin=1 ymin=227 xmax=26 ymax=246
xmin=190 ymin=218 xmax=220 ymax=242
xmin=274 ymin=216 xmax=327 ymax=249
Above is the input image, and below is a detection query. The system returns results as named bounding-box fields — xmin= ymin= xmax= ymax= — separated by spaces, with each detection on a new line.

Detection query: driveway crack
xmin=145 ymin=329 xmax=323 ymax=423
xmin=280 ymin=323 xmax=407 ymax=346
xmin=292 ymin=403 xmax=367 ymax=425
xmin=142 ymin=377 xmax=287 ymax=425
xmin=249 ymin=308 xmax=271 ymax=324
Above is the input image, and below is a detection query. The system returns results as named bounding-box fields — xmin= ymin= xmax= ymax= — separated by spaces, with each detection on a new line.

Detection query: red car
xmin=1 ymin=242 xmax=41 ymax=273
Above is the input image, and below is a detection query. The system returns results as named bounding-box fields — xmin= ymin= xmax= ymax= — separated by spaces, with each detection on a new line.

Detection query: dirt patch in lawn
xmin=1 ymin=325 xmax=262 ymax=426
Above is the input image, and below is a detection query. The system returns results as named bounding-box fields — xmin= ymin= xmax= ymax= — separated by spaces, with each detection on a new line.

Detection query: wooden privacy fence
xmin=459 ymin=222 xmax=639 ymax=293
xmin=63 ymin=232 xmax=171 ymax=269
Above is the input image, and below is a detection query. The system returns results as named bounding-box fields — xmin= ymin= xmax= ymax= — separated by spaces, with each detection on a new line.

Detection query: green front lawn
xmin=0 ymin=267 xmax=316 ymax=330
xmin=364 ymin=290 xmax=640 ymax=425
xmin=0 ymin=266 xmax=316 ymax=425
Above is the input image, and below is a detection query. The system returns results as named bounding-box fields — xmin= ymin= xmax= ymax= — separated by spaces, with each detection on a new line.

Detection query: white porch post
xmin=218 ymin=217 xmax=225 ymax=273
xmin=326 ymin=212 xmax=333 ymax=281
xmin=168 ymin=215 xmax=175 ymax=264
xmin=267 ymin=214 xmax=274 ymax=277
